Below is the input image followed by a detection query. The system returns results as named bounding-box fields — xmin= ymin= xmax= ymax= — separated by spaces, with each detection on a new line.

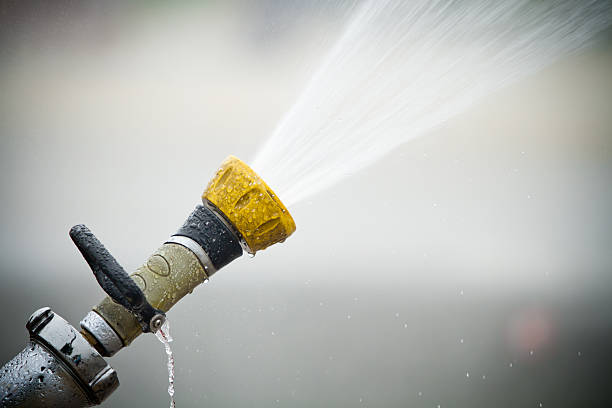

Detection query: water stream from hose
xmin=155 ymin=320 xmax=176 ymax=408
xmin=252 ymin=0 xmax=611 ymax=206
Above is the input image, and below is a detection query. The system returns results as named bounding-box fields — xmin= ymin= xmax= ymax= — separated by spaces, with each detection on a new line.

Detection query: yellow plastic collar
xmin=203 ymin=156 xmax=296 ymax=253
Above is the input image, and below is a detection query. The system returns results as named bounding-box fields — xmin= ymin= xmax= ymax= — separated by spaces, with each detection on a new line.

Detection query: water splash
xmin=252 ymin=0 xmax=611 ymax=206
xmin=155 ymin=320 xmax=176 ymax=408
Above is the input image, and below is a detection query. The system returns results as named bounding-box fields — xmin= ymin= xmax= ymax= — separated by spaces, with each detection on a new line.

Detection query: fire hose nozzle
xmin=79 ymin=156 xmax=295 ymax=356
xmin=1 ymin=157 xmax=296 ymax=407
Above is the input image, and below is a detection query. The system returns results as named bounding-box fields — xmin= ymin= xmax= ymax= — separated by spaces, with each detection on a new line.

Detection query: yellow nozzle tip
xmin=203 ymin=156 xmax=296 ymax=253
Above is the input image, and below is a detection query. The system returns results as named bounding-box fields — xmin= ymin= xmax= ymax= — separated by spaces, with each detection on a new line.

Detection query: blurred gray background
xmin=1 ymin=1 xmax=611 ymax=407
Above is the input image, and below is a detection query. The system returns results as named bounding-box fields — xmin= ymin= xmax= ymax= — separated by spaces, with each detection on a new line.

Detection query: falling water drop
xmin=155 ymin=320 xmax=176 ymax=408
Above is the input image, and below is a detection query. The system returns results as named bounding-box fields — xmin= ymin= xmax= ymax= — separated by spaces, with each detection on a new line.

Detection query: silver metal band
xmin=80 ymin=311 xmax=124 ymax=357
xmin=165 ymin=235 xmax=216 ymax=276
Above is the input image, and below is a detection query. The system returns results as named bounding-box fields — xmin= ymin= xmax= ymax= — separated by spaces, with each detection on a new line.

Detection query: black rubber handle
xmin=70 ymin=224 xmax=164 ymax=333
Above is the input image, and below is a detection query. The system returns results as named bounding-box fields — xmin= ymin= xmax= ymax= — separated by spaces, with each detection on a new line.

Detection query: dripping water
xmin=155 ymin=320 xmax=175 ymax=408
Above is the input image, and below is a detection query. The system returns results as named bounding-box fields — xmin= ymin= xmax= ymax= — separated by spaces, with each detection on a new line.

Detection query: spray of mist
xmin=252 ymin=0 xmax=611 ymax=206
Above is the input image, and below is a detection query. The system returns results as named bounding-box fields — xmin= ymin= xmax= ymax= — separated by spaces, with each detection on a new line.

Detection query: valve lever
xmin=69 ymin=224 xmax=165 ymax=333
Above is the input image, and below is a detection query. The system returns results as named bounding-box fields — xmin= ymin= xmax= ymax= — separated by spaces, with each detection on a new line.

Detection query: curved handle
xmin=70 ymin=224 xmax=165 ymax=333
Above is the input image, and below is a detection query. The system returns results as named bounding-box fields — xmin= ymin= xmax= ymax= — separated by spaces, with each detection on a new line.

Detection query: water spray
xmin=0 ymin=156 xmax=296 ymax=407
